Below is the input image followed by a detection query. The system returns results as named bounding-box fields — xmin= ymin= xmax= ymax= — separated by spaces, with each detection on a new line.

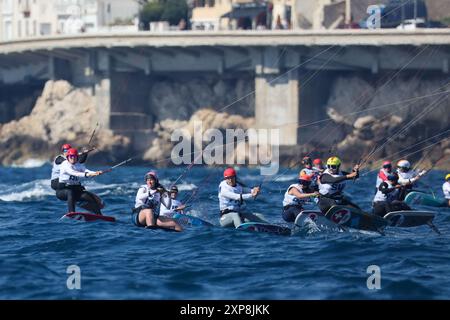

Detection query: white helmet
xmin=397 ymin=159 xmax=411 ymax=170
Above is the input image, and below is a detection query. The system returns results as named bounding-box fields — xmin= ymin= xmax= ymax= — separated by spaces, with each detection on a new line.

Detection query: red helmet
xmin=299 ymin=172 xmax=313 ymax=186
xmin=313 ymin=159 xmax=322 ymax=165
xmin=145 ymin=171 xmax=158 ymax=181
xmin=66 ymin=148 xmax=79 ymax=158
xmin=224 ymin=167 xmax=236 ymax=178
xmin=61 ymin=144 xmax=72 ymax=152
xmin=382 ymin=161 xmax=392 ymax=169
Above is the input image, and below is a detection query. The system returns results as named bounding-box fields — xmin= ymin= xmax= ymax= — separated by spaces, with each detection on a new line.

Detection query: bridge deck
xmin=1 ymin=30 xmax=450 ymax=54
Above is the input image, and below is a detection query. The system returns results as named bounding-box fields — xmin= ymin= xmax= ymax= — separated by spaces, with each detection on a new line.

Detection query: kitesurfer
xmin=218 ymin=167 xmax=265 ymax=228
xmin=299 ymin=156 xmax=320 ymax=189
xmin=50 ymin=143 xmax=94 ymax=191
xmin=282 ymin=172 xmax=320 ymax=222
xmin=396 ymin=159 xmax=426 ymax=199
xmin=299 ymin=156 xmax=314 ymax=177
xmin=159 ymin=185 xmax=186 ymax=218
xmin=56 ymin=148 xmax=104 ymax=214
xmin=317 ymin=156 xmax=360 ymax=214
xmin=372 ymin=173 xmax=411 ymax=217
xmin=375 ymin=161 xmax=393 ymax=189
xmin=132 ymin=171 xmax=183 ymax=231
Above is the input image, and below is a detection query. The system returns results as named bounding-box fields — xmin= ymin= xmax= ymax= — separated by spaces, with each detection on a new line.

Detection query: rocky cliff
xmin=0 ymin=73 xmax=448 ymax=170
xmin=0 ymin=80 xmax=131 ymax=166
xmin=143 ymin=108 xmax=255 ymax=164
xmin=323 ymin=75 xmax=450 ymax=169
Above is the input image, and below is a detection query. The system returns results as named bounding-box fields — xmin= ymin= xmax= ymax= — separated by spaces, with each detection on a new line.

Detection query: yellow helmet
xmin=446 ymin=174 xmax=450 ymax=181
xmin=327 ymin=156 xmax=341 ymax=167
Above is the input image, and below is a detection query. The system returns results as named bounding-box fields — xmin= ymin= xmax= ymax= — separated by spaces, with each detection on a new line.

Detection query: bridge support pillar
xmin=93 ymin=51 xmax=111 ymax=130
xmin=48 ymin=56 xmax=72 ymax=81
xmin=255 ymin=48 xmax=299 ymax=146
xmin=68 ymin=50 xmax=111 ymax=130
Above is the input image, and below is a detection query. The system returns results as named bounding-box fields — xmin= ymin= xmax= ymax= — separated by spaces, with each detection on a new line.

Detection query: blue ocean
xmin=0 ymin=163 xmax=449 ymax=299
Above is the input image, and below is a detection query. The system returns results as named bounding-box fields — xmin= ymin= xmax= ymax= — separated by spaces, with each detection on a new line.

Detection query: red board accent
xmin=63 ymin=212 xmax=116 ymax=222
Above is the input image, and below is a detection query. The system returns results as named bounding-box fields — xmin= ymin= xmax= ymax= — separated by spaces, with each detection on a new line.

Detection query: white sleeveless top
xmin=160 ymin=199 xmax=183 ymax=217
xmin=318 ymin=169 xmax=346 ymax=196
xmin=283 ymin=183 xmax=308 ymax=207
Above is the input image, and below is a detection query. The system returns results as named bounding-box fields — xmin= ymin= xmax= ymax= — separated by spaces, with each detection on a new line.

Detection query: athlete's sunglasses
xmin=327 ymin=165 xmax=339 ymax=169
xmin=68 ymin=155 xmax=78 ymax=159
xmin=383 ymin=164 xmax=392 ymax=169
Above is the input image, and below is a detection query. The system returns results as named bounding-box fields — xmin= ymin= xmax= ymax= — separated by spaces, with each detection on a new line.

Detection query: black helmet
xmin=170 ymin=185 xmax=179 ymax=193
xmin=302 ymin=156 xmax=312 ymax=166
xmin=387 ymin=173 xmax=399 ymax=182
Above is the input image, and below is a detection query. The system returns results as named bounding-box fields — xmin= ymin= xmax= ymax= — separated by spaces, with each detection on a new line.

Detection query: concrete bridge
xmin=1 ymin=30 xmax=450 ymax=147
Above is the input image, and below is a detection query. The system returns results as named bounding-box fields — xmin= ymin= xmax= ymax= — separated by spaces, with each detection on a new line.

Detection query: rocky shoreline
xmin=0 ymin=79 xmax=448 ymax=170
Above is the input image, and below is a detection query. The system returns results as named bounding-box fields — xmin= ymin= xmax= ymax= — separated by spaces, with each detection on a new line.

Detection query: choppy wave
xmin=158 ymin=179 xmax=197 ymax=191
xmin=10 ymin=159 xmax=48 ymax=168
xmin=175 ymin=183 xmax=197 ymax=191
xmin=0 ymin=179 xmax=53 ymax=202
xmin=270 ymin=174 xmax=298 ymax=182
xmin=0 ymin=178 xmax=199 ymax=202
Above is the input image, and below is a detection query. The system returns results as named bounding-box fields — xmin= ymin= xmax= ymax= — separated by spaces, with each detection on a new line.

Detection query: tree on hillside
xmin=139 ymin=0 xmax=188 ymax=29
xmin=161 ymin=0 xmax=188 ymax=26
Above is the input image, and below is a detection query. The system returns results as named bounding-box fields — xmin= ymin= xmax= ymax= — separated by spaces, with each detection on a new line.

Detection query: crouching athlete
xmin=132 ymin=171 xmax=183 ymax=231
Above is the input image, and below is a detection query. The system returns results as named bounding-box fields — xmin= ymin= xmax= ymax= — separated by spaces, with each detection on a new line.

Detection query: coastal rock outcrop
xmin=143 ymin=108 xmax=255 ymax=165
xmin=325 ymin=75 xmax=450 ymax=168
xmin=0 ymin=80 xmax=130 ymax=166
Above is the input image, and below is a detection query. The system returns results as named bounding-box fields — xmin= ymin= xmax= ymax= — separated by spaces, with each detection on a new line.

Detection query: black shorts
xmin=282 ymin=205 xmax=303 ymax=222
xmin=51 ymin=179 xmax=59 ymax=191
xmin=131 ymin=211 xmax=146 ymax=227
xmin=373 ymin=201 xmax=388 ymax=217
xmin=131 ymin=205 xmax=159 ymax=227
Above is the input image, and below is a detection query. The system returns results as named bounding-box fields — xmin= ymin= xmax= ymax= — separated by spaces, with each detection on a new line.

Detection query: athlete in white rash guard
xmin=132 ymin=171 xmax=182 ymax=231
xmin=56 ymin=148 xmax=104 ymax=214
xmin=317 ymin=156 xmax=360 ymax=214
xmin=443 ymin=174 xmax=450 ymax=207
xmin=299 ymin=156 xmax=320 ymax=190
xmin=159 ymin=185 xmax=186 ymax=218
xmin=282 ymin=173 xmax=319 ymax=222
xmin=51 ymin=143 xmax=93 ymax=191
xmin=375 ymin=161 xmax=393 ymax=189
xmin=218 ymin=167 xmax=266 ymax=228
xmin=372 ymin=173 xmax=411 ymax=217
xmin=396 ymin=159 xmax=426 ymax=200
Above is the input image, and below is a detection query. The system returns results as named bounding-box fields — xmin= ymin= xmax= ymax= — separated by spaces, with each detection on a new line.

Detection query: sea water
xmin=0 ymin=165 xmax=449 ymax=299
